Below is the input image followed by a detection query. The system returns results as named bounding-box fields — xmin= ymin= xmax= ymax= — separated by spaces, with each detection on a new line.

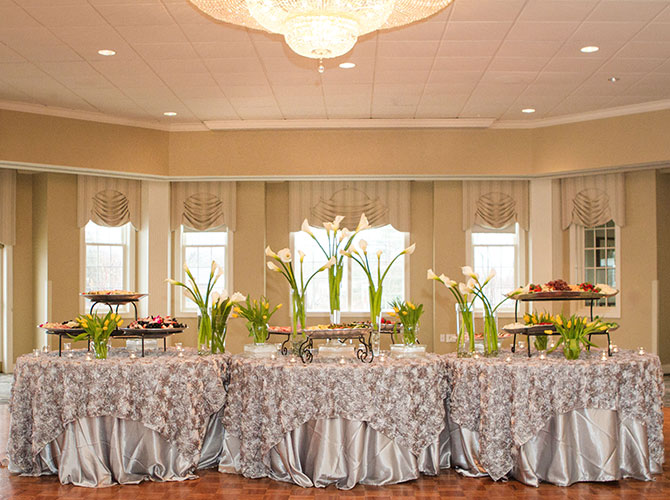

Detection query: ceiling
xmin=1 ymin=0 xmax=670 ymax=129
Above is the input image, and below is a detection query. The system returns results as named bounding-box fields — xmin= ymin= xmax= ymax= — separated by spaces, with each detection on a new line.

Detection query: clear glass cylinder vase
xmin=197 ymin=308 xmax=212 ymax=354
xmin=211 ymin=325 xmax=227 ymax=354
xmin=483 ymin=310 xmax=499 ymax=357
xmin=93 ymin=340 xmax=108 ymax=360
xmin=456 ymin=304 xmax=475 ymax=357
xmin=403 ymin=324 xmax=418 ymax=346
xmin=328 ymin=264 xmax=343 ymax=326
xmin=370 ymin=313 xmax=381 ymax=356
xmin=291 ymin=290 xmax=306 ymax=356
xmin=563 ymin=338 xmax=581 ymax=360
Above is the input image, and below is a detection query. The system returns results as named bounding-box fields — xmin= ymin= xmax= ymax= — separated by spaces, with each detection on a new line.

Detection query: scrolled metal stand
xmin=356 ymin=331 xmax=374 ymax=363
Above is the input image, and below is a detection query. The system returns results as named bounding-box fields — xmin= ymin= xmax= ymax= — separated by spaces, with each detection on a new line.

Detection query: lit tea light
xmin=289 ymin=356 xmax=297 ymax=364
xmin=505 ymin=355 xmax=512 ymax=363
xmin=64 ymin=343 xmax=72 ymax=352
xmin=638 ymin=347 xmax=645 ymax=355
xmin=548 ymin=341 xmax=556 ymax=350
xmin=270 ymin=353 xmax=276 ymax=360
xmin=85 ymin=353 xmax=92 ymax=361
xmin=338 ymin=356 xmax=346 ymax=365
xmin=175 ymin=342 xmax=183 ymax=351
xmin=378 ymin=353 xmax=386 ymax=363
xmin=67 ymin=352 xmax=73 ymax=359
xmin=32 ymin=349 xmax=40 ymax=357
xmin=129 ymin=353 xmax=137 ymax=360
xmin=177 ymin=350 xmax=184 ymax=358
xmin=517 ymin=341 xmax=526 ymax=351
xmin=42 ymin=345 xmax=49 ymax=353
xmin=539 ymin=352 xmax=547 ymax=360
xmin=610 ymin=344 xmax=619 ymax=354
xmin=600 ymin=351 xmax=608 ymax=361
xmin=472 ymin=353 xmax=480 ymax=359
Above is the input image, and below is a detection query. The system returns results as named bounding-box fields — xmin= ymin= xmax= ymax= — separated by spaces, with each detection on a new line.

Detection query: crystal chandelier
xmin=189 ymin=0 xmax=454 ymax=60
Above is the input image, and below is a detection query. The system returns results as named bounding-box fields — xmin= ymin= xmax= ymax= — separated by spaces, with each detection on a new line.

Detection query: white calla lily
xmin=277 ymin=248 xmax=292 ymax=263
xmin=265 ymin=246 xmax=278 ymax=259
xmin=376 ymin=249 xmax=383 ymax=259
xmin=462 ymin=265 xmax=479 ymax=281
xmin=320 ymin=256 xmax=337 ymax=271
xmin=211 ymin=291 xmax=221 ymax=305
xmin=210 ymin=261 xmax=218 ymax=274
xmin=298 ymin=250 xmax=305 ymax=262
xmin=267 ymin=261 xmax=281 ymax=272
xmin=458 ymin=282 xmax=472 ymax=295
xmin=467 ymin=277 xmax=477 ymax=290
xmin=183 ymin=263 xmax=190 ymax=274
xmin=323 ymin=221 xmax=334 ymax=232
xmin=359 ymin=239 xmax=368 ymax=252
xmin=356 ymin=213 xmax=370 ymax=232
xmin=230 ymin=292 xmax=246 ymax=303
xmin=166 ymin=278 xmax=180 ymax=286
xmin=402 ymin=243 xmax=416 ymax=255
xmin=333 ymin=215 xmax=345 ymax=230
xmin=339 ymin=228 xmax=351 ymax=241
xmin=427 ymin=269 xmax=438 ymax=280
xmin=485 ymin=269 xmax=496 ymax=282
xmin=301 ymin=219 xmax=313 ymax=236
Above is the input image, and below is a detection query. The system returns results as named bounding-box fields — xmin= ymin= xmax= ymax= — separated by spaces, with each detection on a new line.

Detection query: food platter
xmin=81 ymin=293 xmax=148 ymax=302
xmin=502 ymin=324 xmax=557 ymax=335
xmin=510 ymin=290 xmax=618 ymax=301
xmin=116 ymin=327 xmax=185 ymax=335
xmin=41 ymin=327 xmax=85 ymax=335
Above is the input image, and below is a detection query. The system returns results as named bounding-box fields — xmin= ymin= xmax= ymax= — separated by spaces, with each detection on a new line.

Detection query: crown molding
xmin=203 ymin=118 xmax=496 ymax=130
xmin=2 ymin=98 xmax=670 ymax=133
xmin=492 ymin=99 xmax=670 ymax=129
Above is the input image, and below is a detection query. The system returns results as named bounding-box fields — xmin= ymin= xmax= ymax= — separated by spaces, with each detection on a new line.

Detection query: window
xmin=572 ymin=220 xmax=620 ymax=314
xmin=467 ymin=224 xmax=524 ymax=313
xmin=177 ymin=227 xmax=229 ymax=313
xmin=293 ymin=225 xmax=408 ymax=314
xmin=82 ymin=221 xmax=135 ymax=312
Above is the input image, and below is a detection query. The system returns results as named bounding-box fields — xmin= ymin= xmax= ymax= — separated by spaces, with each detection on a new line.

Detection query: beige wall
xmin=13 ymin=174 xmax=33 ymax=360
xmin=656 ymin=172 xmax=670 ymax=366
xmin=0 ymin=110 xmax=169 ymax=176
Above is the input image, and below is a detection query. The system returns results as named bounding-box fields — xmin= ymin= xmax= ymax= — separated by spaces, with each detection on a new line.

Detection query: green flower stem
xmin=328 ymin=264 xmax=343 ymax=315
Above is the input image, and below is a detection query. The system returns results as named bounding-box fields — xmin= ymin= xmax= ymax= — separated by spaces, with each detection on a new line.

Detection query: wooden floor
xmin=1 ymin=405 xmax=668 ymax=500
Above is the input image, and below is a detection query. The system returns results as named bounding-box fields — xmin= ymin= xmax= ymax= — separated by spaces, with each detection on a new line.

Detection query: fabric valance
xmin=171 ymin=181 xmax=236 ymax=232
xmin=77 ymin=176 xmax=141 ymax=229
xmin=463 ymin=180 xmax=529 ymax=231
xmin=0 ymin=169 xmax=16 ymax=246
xmin=561 ymin=174 xmax=625 ymax=229
xmin=288 ymin=181 xmax=410 ymax=232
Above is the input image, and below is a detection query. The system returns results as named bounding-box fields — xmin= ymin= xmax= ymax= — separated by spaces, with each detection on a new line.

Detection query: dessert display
xmin=126 ymin=315 xmax=186 ymax=330
xmin=81 ymin=290 xmax=147 ymax=302
xmin=39 ymin=320 xmax=80 ymax=330
xmin=269 ymin=319 xmax=401 ymax=335
xmin=83 ymin=290 xmax=137 ymax=295
xmin=509 ymin=280 xmax=618 ymax=300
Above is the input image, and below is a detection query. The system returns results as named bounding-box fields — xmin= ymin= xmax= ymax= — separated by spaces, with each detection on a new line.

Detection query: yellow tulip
xmin=277 ymin=304 xmax=283 ymax=309
xmin=401 ymin=310 xmax=408 ymax=316
xmin=394 ymin=307 xmax=400 ymax=313
xmin=567 ymin=320 xmax=572 ymax=328
xmin=408 ymin=301 xmax=415 ymax=310
xmin=231 ymin=313 xmax=238 ymax=318
xmin=118 ymin=319 xmax=123 ymax=327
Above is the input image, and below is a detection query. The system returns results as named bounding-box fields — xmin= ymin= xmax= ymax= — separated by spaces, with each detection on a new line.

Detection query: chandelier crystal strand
xmin=189 ymin=0 xmax=454 ymax=59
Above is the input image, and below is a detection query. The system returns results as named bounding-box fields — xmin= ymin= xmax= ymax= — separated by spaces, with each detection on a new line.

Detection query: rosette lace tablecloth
xmin=444 ymin=350 xmax=665 ymax=484
xmin=221 ymin=353 xmax=449 ymax=486
xmin=8 ymin=349 xmax=229 ymax=485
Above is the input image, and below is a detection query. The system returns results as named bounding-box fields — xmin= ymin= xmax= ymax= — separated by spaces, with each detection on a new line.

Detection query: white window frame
xmin=79 ymin=222 xmax=136 ymax=316
xmin=291 ymin=227 xmax=410 ymax=319
xmin=173 ymin=226 xmax=233 ymax=318
xmin=465 ymin=223 xmax=526 ymax=318
xmin=569 ymin=222 xmax=621 ymax=319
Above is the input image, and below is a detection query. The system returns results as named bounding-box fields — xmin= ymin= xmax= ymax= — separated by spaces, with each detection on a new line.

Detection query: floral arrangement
xmin=266 ymin=246 xmax=335 ymax=348
xmin=234 ymin=296 xmax=282 ymax=344
xmin=301 ymin=214 xmax=370 ymax=322
xmin=71 ymin=311 xmax=123 ymax=359
xmin=388 ymin=299 xmax=424 ymax=345
xmin=548 ymin=314 xmax=617 ymax=360
xmin=428 ymin=269 xmax=476 ymax=356
xmin=523 ymin=311 xmax=553 ymax=350
xmin=167 ymin=261 xmax=223 ymax=349
xmin=210 ymin=290 xmax=245 ymax=353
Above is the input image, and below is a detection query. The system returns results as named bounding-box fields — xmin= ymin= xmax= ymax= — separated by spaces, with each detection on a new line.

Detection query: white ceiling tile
xmin=459 ymin=98 xmax=513 ymax=117
xmin=0 ymin=6 xmax=42 ymax=27
xmin=370 ymin=106 xmax=418 ymax=119
xmin=95 ymin=3 xmax=174 ymax=26
xmin=0 ymin=43 xmax=25 ymax=63
xmin=437 ymin=40 xmax=501 ymax=57
xmin=116 ymin=25 xmax=188 ymax=44
xmin=377 ymin=41 xmax=440 ymax=58
xmin=147 ymin=58 xmax=209 ymax=76
xmin=23 ymin=4 xmax=107 ymax=27
xmin=570 ymin=21 xmax=647 ymax=41
xmin=374 ymin=70 xmax=431 ymax=84
xmin=49 ymin=26 xmax=138 ymax=60
xmin=325 ymin=106 xmax=370 ymax=119
xmin=470 ymin=81 xmax=529 ymax=97
xmin=427 ymin=70 xmax=483 ymax=85
xmin=266 ymin=71 xmax=322 ymax=85
xmin=545 ymin=95 xmax=615 ymax=116
xmin=375 ymin=57 xmax=435 ymax=71
xmin=13 ymin=44 xmax=83 ymax=63
xmin=487 ymin=57 xmax=547 ymax=72
xmin=182 ymin=98 xmax=239 ymax=120
xmin=507 ymin=22 xmax=581 ymax=41
xmin=173 ymin=86 xmax=225 ymax=99
xmin=192 ymin=41 xmax=258 ymax=59
xmin=600 ymin=57 xmax=665 ymax=74
xmin=204 ymin=57 xmax=264 ymax=74
xmin=554 ymin=39 xmax=626 ymax=59
xmin=432 ymin=56 xmax=491 ymax=72
xmin=180 ymin=22 xmax=250 ymax=43
xmin=378 ymin=22 xmax=446 ymax=41
xmin=37 ymin=61 xmax=112 ymax=88
xmin=444 ymin=22 xmax=512 ymax=41
xmin=587 ymin=1 xmax=668 ymax=22
xmin=635 ymin=23 xmax=670 ymax=42
xmin=235 ymin=106 xmax=284 ymax=120
xmin=496 ymin=40 xmax=562 ymax=58
xmin=541 ymin=57 xmax=604 ymax=73
xmin=134 ymin=43 xmax=199 ymax=60
xmin=0 ymin=26 xmax=62 ymax=46
xmin=450 ymin=0 xmax=525 ymax=22
xmin=656 ymin=59 xmax=670 ymax=73
xmin=518 ymin=1 xmax=598 ymax=22
xmin=616 ymin=41 xmax=670 ymax=58
xmin=163 ymin=2 xmax=214 ymax=24
xmin=272 ymin=85 xmax=323 ymax=99
xmin=655 ymin=5 xmax=670 ymax=22
xmin=213 ymin=72 xmax=269 ymax=86
xmin=222 ymin=85 xmax=274 ymax=99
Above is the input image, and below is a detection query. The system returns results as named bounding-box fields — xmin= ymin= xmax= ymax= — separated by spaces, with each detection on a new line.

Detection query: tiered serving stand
xmin=506 ymin=290 xmax=619 ymax=357
xmin=42 ymin=293 xmax=185 ymax=357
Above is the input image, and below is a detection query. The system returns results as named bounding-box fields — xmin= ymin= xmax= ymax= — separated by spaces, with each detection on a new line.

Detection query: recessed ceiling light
xmin=580 ymin=45 xmax=599 ymax=53
xmin=97 ymin=49 xmax=116 ymax=56
xmin=608 ymin=76 xmax=619 ymax=83
xmin=339 ymin=62 xmax=356 ymax=69
xmin=163 ymin=111 xmax=177 ymax=116
xmin=521 ymin=108 xmax=536 ymax=114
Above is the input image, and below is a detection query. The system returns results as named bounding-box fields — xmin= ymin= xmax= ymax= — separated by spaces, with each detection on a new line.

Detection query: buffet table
xmin=443 ymin=350 xmax=665 ymax=486
xmin=219 ymin=353 xmax=450 ymax=489
xmin=7 ymin=349 xmax=229 ymax=487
